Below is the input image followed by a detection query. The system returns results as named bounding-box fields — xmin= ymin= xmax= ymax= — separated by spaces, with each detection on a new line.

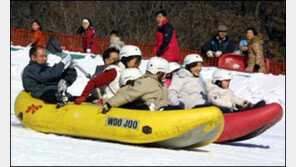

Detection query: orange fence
xmin=10 ymin=28 xmax=285 ymax=75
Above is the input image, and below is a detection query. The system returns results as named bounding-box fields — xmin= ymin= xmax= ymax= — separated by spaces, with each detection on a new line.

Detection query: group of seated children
xmin=22 ymin=44 xmax=266 ymax=113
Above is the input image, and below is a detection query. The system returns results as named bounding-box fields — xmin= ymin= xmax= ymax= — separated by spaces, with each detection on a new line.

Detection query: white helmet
xmin=119 ymin=45 xmax=142 ymax=60
xmin=146 ymin=57 xmax=169 ymax=74
xmin=183 ymin=54 xmax=203 ymax=67
xmin=167 ymin=62 xmax=181 ymax=73
xmin=120 ymin=68 xmax=143 ymax=86
xmin=212 ymin=69 xmax=232 ymax=83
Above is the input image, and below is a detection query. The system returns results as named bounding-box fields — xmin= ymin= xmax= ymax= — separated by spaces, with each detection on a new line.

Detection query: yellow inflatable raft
xmin=14 ymin=91 xmax=224 ymax=149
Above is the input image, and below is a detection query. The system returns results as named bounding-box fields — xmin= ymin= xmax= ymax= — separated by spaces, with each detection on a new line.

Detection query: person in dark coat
xmin=201 ymin=25 xmax=235 ymax=58
xmin=22 ymin=46 xmax=77 ymax=104
xmin=77 ymin=18 xmax=99 ymax=54
xmin=153 ymin=10 xmax=180 ymax=62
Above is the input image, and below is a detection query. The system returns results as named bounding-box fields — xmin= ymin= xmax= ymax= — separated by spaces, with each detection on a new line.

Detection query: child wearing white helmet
xmin=74 ymin=45 xmax=142 ymax=104
xmin=165 ymin=62 xmax=181 ymax=87
xmin=205 ymin=69 xmax=265 ymax=112
xmin=102 ymin=57 xmax=182 ymax=113
xmin=168 ymin=54 xmax=208 ymax=109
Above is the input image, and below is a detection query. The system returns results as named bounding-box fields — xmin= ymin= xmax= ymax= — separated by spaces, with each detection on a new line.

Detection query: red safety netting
xmin=11 ymin=28 xmax=285 ymax=75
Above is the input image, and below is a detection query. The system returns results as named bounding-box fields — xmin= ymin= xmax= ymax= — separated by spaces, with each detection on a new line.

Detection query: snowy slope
xmin=11 ymin=46 xmax=285 ymax=166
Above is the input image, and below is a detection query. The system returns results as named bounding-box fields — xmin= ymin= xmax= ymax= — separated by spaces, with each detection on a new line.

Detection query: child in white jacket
xmin=109 ymin=30 xmax=125 ymax=50
xmin=168 ymin=54 xmax=208 ymax=109
xmin=206 ymin=69 xmax=265 ymax=113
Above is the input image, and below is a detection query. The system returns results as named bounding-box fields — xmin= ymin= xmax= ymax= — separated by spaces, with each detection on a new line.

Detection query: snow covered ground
xmin=11 ymin=46 xmax=285 ymax=166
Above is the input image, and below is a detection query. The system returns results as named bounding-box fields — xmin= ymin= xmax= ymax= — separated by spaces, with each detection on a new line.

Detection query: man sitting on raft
xmin=22 ymin=46 xmax=77 ymax=107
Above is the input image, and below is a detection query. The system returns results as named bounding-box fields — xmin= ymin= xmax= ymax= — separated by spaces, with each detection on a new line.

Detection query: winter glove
xmin=156 ymin=50 xmax=163 ymax=57
xmin=102 ymin=102 xmax=112 ymax=114
xmin=177 ymin=101 xmax=185 ymax=109
xmin=61 ymin=54 xmax=72 ymax=67
xmin=86 ymin=49 xmax=91 ymax=53
xmin=74 ymin=96 xmax=86 ymax=105
xmin=215 ymin=50 xmax=223 ymax=57
xmin=69 ymin=60 xmax=77 ymax=69
xmin=253 ymin=64 xmax=260 ymax=72
xmin=241 ymin=101 xmax=252 ymax=111
xmin=207 ymin=51 xmax=214 ymax=58
xmin=26 ymin=42 xmax=33 ymax=48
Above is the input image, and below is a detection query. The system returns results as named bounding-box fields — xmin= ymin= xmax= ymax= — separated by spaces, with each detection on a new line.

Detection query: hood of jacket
xmin=176 ymin=68 xmax=197 ymax=78
xmin=248 ymin=35 xmax=263 ymax=45
xmin=110 ymin=37 xmax=122 ymax=43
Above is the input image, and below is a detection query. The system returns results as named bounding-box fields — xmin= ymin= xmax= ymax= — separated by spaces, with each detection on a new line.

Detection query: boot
xmin=252 ymin=100 xmax=266 ymax=109
xmin=56 ymin=79 xmax=69 ymax=108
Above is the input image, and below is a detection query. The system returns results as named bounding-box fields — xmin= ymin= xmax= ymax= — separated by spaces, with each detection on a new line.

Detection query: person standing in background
xmin=153 ymin=10 xmax=180 ymax=63
xmin=201 ymin=25 xmax=235 ymax=58
xmin=30 ymin=19 xmax=46 ymax=47
xmin=244 ymin=27 xmax=266 ymax=73
xmin=108 ymin=30 xmax=125 ymax=50
xmin=77 ymin=18 xmax=99 ymax=54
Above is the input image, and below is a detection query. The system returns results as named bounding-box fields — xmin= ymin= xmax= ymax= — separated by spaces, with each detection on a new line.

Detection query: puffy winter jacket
xmin=245 ymin=36 xmax=266 ymax=73
xmin=101 ymin=65 xmax=122 ymax=98
xmin=30 ymin=29 xmax=46 ymax=47
xmin=83 ymin=26 xmax=99 ymax=54
xmin=22 ymin=61 xmax=77 ymax=98
xmin=109 ymin=37 xmax=125 ymax=50
xmin=90 ymin=65 xmax=106 ymax=98
xmin=201 ymin=35 xmax=235 ymax=54
xmin=79 ymin=64 xmax=122 ymax=99
xmin=107 ymin=72 xmax=170 ymax=110
xmin=153 ymin=18 xmax=180 ymax=62
xmin=168 ymin=68 xmax=207 ymax=109
xmin=205 ymin=80 xmax=245 ymax=110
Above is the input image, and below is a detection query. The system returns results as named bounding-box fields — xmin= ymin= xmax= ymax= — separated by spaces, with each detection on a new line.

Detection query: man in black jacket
xmin=201 ymin=25 xmax=235 ymax=58
xmin=22 ymin=46 xmax=77 ymax=105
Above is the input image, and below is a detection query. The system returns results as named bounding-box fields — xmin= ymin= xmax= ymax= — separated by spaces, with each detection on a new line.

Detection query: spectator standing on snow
xmin=77 ymin=18 xmax=99 ymax=54
xmin=22 ymin=46 xmax=77 ymax=105
xmin=108 ymin=30 xmax=125 ymax=50
xmin=30 ymin=19 xmax=46 ymax=47
xmin=201 ymin=25 xmax=235 ymax=58
xmin=153 ymin=10 xmax=181 ymax=62
xmin=244 ymin=27 xmax=266 ymax=73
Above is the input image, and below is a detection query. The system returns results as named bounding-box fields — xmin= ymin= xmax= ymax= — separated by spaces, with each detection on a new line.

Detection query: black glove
xmin=156 ymin=50 xmax=163 ymax=57
xmin=253 ymin=64 xmax=260 ymax=72
xmin=102 ymin=102 xmax=112 ymax=114
xmin=177 ymin=101 xmax=185 ymax=109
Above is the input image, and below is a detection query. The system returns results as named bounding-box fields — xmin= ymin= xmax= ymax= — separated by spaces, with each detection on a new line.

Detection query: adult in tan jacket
xmin=206 ymin=70 xmax=251 ymax=113
xmin=101 ymin=57 xmax=170 ymax=113
xmin=244 ymin=27 xmax=266 ymax=73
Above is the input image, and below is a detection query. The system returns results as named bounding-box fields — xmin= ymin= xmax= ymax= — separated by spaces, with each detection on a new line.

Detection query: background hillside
xmin=11 ymin=1 xmax=286 ymax=61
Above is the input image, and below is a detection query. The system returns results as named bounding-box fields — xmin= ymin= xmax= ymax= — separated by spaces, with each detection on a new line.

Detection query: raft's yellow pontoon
xmin=15 ymin=91 xmax=224 ymax=148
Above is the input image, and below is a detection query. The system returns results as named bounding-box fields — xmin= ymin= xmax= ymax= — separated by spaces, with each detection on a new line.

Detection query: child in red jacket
xmin=77 ymin=18 xmax=99 ymax=54
xmin=30 ymin=19 xmax=45 ymax=47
